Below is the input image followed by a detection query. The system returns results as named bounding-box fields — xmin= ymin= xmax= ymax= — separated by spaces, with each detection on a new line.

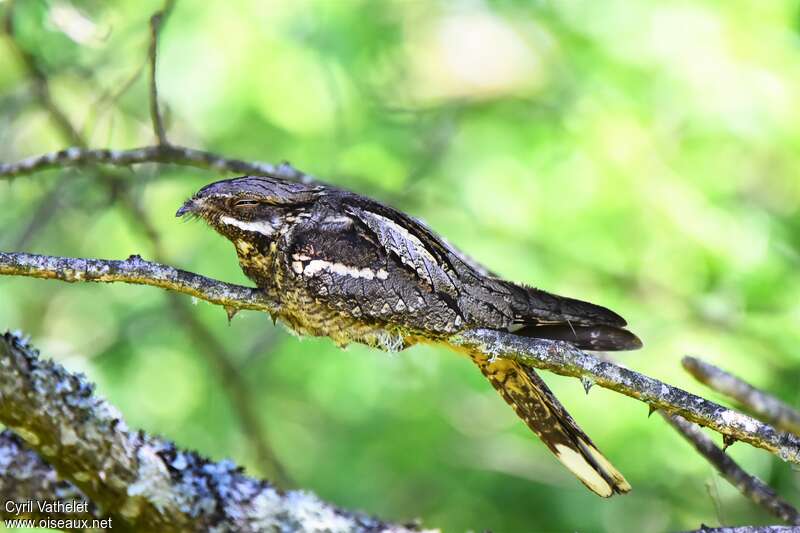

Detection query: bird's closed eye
xmin=234 ymin=199 xmax=260 ymax=208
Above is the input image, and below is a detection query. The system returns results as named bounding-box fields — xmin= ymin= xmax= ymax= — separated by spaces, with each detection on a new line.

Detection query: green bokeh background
xmin=1 ymin=1 xmax=800 ymax=531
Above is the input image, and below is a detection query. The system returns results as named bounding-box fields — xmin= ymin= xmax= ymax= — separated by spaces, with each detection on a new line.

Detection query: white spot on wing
xmin=323 ymin=215 xmax=353 ymax=225
xmin=302 ymin=259 xmax=380 ymax=280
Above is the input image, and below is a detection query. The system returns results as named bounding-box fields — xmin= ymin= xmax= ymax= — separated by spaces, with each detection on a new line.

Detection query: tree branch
xmin=683 ymin=356 xmax=800 ymax=436
xmin=148 ymin=0 xmax=174 ymax=145
xmin=3 ymin=251 xmax=800 ymax=467
xmin=451 ymin=330 xmax=800 ymax=463
xmin=0 ymin=331 xmax=424 ymax=532
xmin=0 ymin=145 xmax=311 ymax=182
xmin=0 ymin=431 xmax=97 ymax=524
xmin=664 ymin=414 xmax=800 ymax=525
xmin=2 ymin=0 xmax=292 ymax=486
xmin=2 ymin=0 xmax=84 ymax=147
xmin=0 ymin=251 xmax=277 ymax=315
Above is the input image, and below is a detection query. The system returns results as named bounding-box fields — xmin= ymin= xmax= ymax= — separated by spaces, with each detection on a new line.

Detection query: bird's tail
xmin=507 ymin=284 xmax=642 ymax=351
xmin=474 ymin=356 xmax=630 ymax=497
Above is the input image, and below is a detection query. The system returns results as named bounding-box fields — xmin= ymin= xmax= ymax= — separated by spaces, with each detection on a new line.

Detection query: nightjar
xmin=177 ymin=175 xmax=642 ymax=497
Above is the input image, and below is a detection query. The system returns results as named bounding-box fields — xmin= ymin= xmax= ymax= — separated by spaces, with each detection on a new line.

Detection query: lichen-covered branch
xmin=3 ymin=251 xmax=800 ymax=467
xmin=0 ymin=144 xmax=313 ymax=182
xmin=0 ymin=251 xmax=277 ymax=315
xmin=683 ymin=356 xmax=800 ymax=436
xmin=451 ymin=330 xmax=800 ymax=464
xmin=0 ymin=331 xmax=426 ymax=533
xmin=0 ymin=431 xmax=97 ymax=524
xmin=664 ymin=415 xmax=800 ymax=525
xmin=2 ymin=0 xmax=291 ymax=488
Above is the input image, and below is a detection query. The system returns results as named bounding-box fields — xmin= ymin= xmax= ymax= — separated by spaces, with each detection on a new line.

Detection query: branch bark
xmin=683 ymin=356 xmax=800 ymax=436
xmin=451 ymin=330 xmax=800 ymax=464
xmin=3 ymin=251 xmax=800 ymax=467
xmin=2 ymin=0 xmax=292 ymax=485
xmin=0 ymin=431 xmax=97 ymax=524
xmin=0 ymin=251 xmax=277 ymax=315
xmin=665 ymin=415 xmax=800 ymax=525
xmin=0 ymin=145 xmax=311 ymax=182
xmin=0 ymin=331 xmax=425 ymax=533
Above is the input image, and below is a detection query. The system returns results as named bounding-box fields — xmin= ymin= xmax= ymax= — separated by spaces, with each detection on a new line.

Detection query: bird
xmin=177 ymin=175 xmax=642 ymax=497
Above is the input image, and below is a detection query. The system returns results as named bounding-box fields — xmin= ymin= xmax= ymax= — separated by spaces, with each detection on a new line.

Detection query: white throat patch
xmin=219 ymin=215 xmax=275 ymax=236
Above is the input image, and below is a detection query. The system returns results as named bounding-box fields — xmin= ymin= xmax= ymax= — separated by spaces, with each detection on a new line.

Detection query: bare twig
xmin=590 ymin=352 xmax=798 ymax=525
xmin=0 ymin=251 xmax=277 ymax=314
xmin=0 ymin=332 xmax=425 ymax=533
xmin=0 ymin=144 xmax=311 ymax=182
xmin=148 ymin=0 xmax=175 ymax=145
xmin=2 ymin=251 xmax=800 ymax=465
xmin=2 ymin=0 xmax=292 ymax=486
xmin=665 ymin=415 xmax=800 ymax=525
xmin=2 ymin=1 xmax=84 ymax=147
xmin=684 ymin=356 xmax=800 ymax=436
xmin=9 ymin=174 xmax=72 ymax=249
xmin=451 ymin=330 xmax=800 ymax=463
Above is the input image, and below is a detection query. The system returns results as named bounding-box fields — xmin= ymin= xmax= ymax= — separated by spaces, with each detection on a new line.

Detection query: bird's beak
xmin=176 ymin=198 xmax=197 ymax=218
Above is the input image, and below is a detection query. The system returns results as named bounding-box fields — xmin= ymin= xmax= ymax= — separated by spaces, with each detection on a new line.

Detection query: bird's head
xmin=176 ymin=176 xmax=323 ymax=243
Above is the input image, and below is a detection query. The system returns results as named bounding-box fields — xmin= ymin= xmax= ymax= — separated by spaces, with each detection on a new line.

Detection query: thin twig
xmin=0 ymin=144 xmax=311 ymax=182
xmin=2 ymin=1 xmax=84 ymax=147
xmin=0 ymin=332 xmax=424 ymax=533
xmin=148 ymin=0 xmax=175 ymax=145
xmin=665 ymin=414 xmax=800 ymax=525
xmin=81 ymin=57 xmax=147 ymax=140
xmin=2 ymin=251 xmax=800 ymax=465
xmin=2 ymin=5 xmax=290 ymax=482
xmin=451 ymin=330 xmax=800 ymax=463
xmin=592 ymin=352 xmax=797 ymax=524
xmin=9 ymin=174 xmax=71 ymax=249
xmin=684 ymin=356 xmax=800 ymax=436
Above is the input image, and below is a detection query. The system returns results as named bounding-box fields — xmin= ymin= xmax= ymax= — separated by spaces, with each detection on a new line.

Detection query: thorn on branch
xmin=451 ymin=330 xmax=800 ymax=463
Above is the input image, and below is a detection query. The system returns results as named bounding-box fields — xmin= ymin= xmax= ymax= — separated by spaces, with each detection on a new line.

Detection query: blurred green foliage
xmin=1 ymin=0 xmax=800 ymax=531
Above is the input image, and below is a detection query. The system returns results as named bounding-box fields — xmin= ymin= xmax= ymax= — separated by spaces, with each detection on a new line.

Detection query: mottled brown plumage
xmin=178 ymin=175 xmax=641 ymax=497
